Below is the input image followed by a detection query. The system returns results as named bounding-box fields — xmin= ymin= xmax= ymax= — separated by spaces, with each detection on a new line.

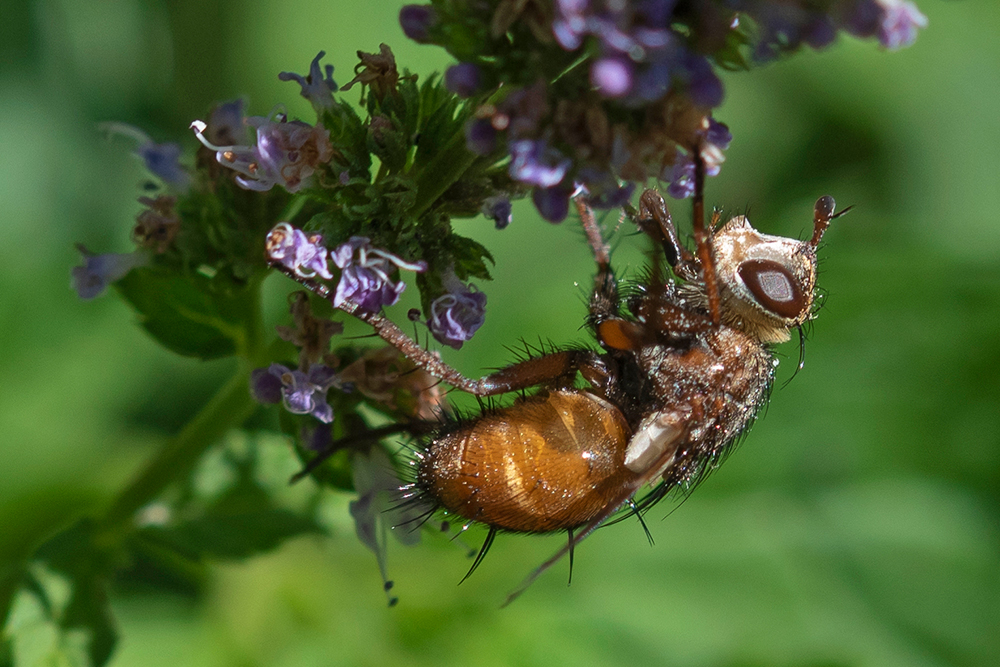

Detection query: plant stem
xmin=98 ymin=278 xmax=272 ymax=538
xmin=97 ymin=367 xmax=258 ymax=535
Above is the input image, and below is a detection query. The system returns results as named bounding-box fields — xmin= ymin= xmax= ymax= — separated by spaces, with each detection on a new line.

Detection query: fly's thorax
xmin=625 ymin=324 xmax=776 ymax=484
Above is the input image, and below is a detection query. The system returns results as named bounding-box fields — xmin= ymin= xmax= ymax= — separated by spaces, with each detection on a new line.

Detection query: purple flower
xmin=630 ymin=58 xmax=673 ymax=102
xmin=662 ymin=116 xmax=731 ymax=199
xmin=591 ymin=57 xmax=633 ymax=98
xmin=278 ymin=51 xmax=338 ymax=112
xmin=499 ymin=80 xmax=549 ymax=139
xmin=100 ymin=123 xmax=190 ymax=190
xmin=482 ymin=196 xmax=512 ymax=229
xmin=250 ymin=367 xmax=283 ymax=404
xmin=705 ymin=117 xmax=732 ymax=151
xmin=682 ymin=55 xmax=724 ymax=108
xmin=205 ymin=100 xmax=247 ymax=146
xmin=205 ymin=99 xmax=248 ymax=147
xmin=256 ymin=363 xmax=340 ymax=423
xmin=803 ymin=16 xmax=837 ymax=49
xmin=844 ymin=0 xmax=927 ymax=48
xmin=576 ymin=174 xmax=635 ymax=209
xmin=509 ymin=139 xmax=570 ymax=188
xmin=552 ymin=0 xmax=672 ymax=55
xmin=532 ymin=185 xmax=573 ymax=223
xmin=349 ymin=447 xmax=423 ymax=606
xmin=664 ymin=151 xmax=695 ymax=200
xmin=71 ymin=244 xmax=147 ymax=300
xmin=444 ymin=63 xmax=481 ymax=98
xmin=553 ymin=0 xmax=588 ymax=50
xmin=751 ymin=6 xmax=807 ymax=61
xmin=844 ymin=0 xmax=884 ymax=38
xmin=399 ymin=4 xmax=437 ymax=43
xmin=191 ymin=113 xmax=333 ymax=193
xmin=302 ymin=422 xmax=332 ymax=452
xmin=876 ymin=0 xmax=928 ymax=49
xmin=331 ymin=237 xmax=427 ymax=312
xmin=427 ymin=281 xmax=487 ymax=350
xmin=265 ymin=223 xmax=334 ymax=280
xmin=465 ymin=118 xmax=497 ymax=155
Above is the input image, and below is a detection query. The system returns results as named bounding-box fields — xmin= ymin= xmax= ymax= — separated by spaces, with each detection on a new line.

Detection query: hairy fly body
xmin=283 ymin=149 xmax=848 ymax=603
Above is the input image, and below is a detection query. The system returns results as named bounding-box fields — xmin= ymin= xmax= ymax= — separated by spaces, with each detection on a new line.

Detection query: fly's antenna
xmin=810 ymin=196 xmax=854 ymax=249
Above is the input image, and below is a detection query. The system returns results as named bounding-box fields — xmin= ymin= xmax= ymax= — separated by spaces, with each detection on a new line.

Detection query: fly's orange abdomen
xmin=417 ymin=390 xmax=634 ymax=533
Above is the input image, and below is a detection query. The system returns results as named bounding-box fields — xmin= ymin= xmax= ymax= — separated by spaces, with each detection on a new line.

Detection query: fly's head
xmin=712 ymin=196 xmax=845 ymax=344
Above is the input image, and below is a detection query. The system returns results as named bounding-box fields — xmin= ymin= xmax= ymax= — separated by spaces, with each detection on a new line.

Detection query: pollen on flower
xmin=190 ymin=113 xmax=333 ymax=193
xmin=265 ymin=223 xmax=334 ymax=280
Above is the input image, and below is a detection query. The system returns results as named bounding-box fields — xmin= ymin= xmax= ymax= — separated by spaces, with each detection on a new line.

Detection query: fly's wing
xmin=502 ymin=414 xmax=687 ymax=606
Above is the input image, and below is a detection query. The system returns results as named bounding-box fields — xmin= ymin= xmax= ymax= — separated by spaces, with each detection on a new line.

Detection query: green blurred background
xmin=2 ymin=0 xmax=998 ymax=665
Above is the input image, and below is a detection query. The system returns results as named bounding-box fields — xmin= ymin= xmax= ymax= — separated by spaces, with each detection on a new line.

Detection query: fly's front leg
xmin=272 ymin=261 xmax=612 ymax=397
xmin=691 ymin=141 xmax=722 ymax=326
xmin=635 ymin=189 xmax=696 ymax=279
xmin=575 ymin=196 xmax=620 ymax=324
xmin=340 ymin=299 xmax=611 ymax=397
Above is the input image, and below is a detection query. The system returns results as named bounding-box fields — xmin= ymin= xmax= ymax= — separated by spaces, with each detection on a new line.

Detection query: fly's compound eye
xmin=738 ymin=259 xmax=804 ymax=319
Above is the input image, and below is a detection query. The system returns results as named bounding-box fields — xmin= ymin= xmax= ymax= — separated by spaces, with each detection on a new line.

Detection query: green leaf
xmin=33 ymin=521 xmax=118 ymax=667
xmin=322 ymin=99 xmax=372 ymax=178
xmin=115 ymin=267 xmax=255 ymax=359
xmin=0 ymin=636 xmax=11 ymax=667
xmin=138 ymin=479 xmax=323 ymax=561
xmin=713 ymin=16 xmax=754 ymax=72
xmin=0 ymin=488 xmax=99 ymax=629
xmin=449 ymin=234 xmax=494 ymax=282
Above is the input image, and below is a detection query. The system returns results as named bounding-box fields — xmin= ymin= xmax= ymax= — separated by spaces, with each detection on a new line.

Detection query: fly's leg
xmin=575 ymin=195 xmax=655 ymax=354
xmin=577 ymin=190 xmax=714 ymax=353
xmin=691 ymin=140 xmax=722 ymax=326
xmin=634 ymin=189 xmax=696 ymax=279
xmin=270 ymin=262 xmax=616 ymax=396
xmin=574 ymin=196 xmax=619 ymax=324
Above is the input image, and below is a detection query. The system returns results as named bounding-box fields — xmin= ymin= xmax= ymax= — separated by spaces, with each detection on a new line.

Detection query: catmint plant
xmin=32 ymin=1 xmax=930 ymax=663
